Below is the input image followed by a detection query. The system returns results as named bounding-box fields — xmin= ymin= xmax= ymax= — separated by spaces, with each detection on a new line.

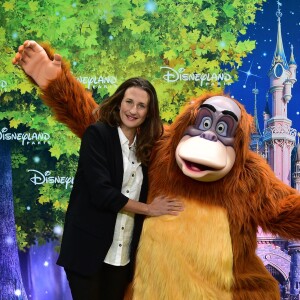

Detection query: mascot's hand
xmin=12 ymin=40 xmax=62 ymax=89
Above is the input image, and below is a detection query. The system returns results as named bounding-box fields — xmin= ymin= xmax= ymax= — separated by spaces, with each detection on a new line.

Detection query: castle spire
xmin=252 ymin=82 xmax=261 ymax=135
xmin=289 ymin=44 xmax=297 ymax=85
xmin=289 ymin=45 xmax=297 ymax=65
xmin=250 ymin=83 xmax=262 ymax=154
xmin=270 ymin=1 xmax=289 ymax=70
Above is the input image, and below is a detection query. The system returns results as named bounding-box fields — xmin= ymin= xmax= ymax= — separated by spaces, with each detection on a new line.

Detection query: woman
xmin=13 ymin=41 xmax=184 ymax=300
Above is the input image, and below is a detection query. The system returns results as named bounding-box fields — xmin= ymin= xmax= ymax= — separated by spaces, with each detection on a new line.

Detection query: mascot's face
xmin=175 ymin=96 xmax=241 ymax=182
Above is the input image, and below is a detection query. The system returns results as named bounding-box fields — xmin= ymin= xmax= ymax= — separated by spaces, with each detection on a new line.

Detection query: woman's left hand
xmin=147 ymin=196 xmax=184 ymax=216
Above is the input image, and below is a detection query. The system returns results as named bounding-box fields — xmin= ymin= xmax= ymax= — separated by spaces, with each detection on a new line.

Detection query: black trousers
xmin=65 ymin=263 xmax=131 ymax=300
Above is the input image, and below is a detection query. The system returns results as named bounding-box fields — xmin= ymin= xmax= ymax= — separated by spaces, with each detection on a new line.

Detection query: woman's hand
xmin=12 ymin=40 xmax=62 ymax=89
xmin=124 ymin=196 xmax=184 ymax=216
xmin=147 ymin=196 xmax=184 ymax=216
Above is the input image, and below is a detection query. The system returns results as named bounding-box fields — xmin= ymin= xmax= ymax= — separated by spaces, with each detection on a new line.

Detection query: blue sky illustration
xmin=227 ymin=0 xmax=300 ymax=134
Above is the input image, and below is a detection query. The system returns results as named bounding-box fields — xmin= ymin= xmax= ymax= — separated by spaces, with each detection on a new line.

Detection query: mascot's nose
xmin=200 ymin=131 xmax=218 ymax=142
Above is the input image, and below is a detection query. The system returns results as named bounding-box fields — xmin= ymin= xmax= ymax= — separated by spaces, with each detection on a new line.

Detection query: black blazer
xmin=57 ymin=122 xmax=148 ymax=277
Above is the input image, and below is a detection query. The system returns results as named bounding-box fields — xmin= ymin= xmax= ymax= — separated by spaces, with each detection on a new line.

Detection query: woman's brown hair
xmin=94 ymin=77 xmax=163 ymax=166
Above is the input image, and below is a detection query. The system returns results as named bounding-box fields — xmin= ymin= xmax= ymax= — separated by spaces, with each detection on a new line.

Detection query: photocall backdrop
xmin=0 ymin=0 xmax=299 ymax=299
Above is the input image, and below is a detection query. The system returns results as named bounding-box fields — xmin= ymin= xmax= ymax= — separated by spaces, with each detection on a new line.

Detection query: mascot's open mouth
xmin=183 ymin=160 xmax=216 ymax=172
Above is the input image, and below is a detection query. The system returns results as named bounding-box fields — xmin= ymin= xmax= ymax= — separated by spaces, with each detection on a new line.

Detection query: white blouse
xmin=104 ymin=127 xmax=143 ymax=266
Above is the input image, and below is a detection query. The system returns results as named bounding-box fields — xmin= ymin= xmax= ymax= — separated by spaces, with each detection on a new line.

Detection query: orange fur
xmin=40 ymin=43 xmax=98 ymax=138
xmin=144 ymin=93 xmax=300 ymax=299
xmin=42 ymin=51 xmax=300 ymax=299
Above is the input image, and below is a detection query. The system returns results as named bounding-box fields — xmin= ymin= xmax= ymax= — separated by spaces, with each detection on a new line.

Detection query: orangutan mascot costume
xmin=19 ymin=44 xmax=300 ymax=300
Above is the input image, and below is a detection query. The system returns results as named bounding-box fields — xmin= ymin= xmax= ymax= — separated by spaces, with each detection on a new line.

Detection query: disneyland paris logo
xmin=160 ymin=67 xmax=232 ymax=86
xmin=0 ymin=127 xmax=50 ymax=146
xmin=77 ymin=75 xmax=117 ymax=90
xmin=27 ymin=169 xmax=74 ymax=189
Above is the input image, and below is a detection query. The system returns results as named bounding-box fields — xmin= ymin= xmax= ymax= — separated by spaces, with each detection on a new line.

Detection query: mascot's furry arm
xmin=38 ymin=43 xmax=98 ymax=138
xmin=231 ymin=151 xmax=300 ymax=299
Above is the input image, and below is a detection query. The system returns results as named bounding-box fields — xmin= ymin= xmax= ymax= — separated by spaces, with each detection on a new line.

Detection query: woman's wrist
xmin=145 ymin=203 xmax=150 ymax=216
xmin=123 ymin=199 xmax=151 ymax=216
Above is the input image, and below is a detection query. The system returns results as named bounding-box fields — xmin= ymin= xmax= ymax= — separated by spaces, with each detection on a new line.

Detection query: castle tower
xmin=264 ymin=1 xmax=297 ymax=185
xmin=250 ymin=83 xmax=262 ymax=153
xmin=256 ymin=3 xmax=299 ymax=297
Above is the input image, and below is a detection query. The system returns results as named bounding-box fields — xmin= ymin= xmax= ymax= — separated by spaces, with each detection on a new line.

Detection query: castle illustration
xmin=250 ymin=2 xmax=300 ymax=299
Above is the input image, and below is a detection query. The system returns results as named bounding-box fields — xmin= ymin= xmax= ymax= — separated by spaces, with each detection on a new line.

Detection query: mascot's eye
xmin=216 ymin=121 xmax=228 ymax=136
xmin=199 ymin=117 xmax=212 ymax=130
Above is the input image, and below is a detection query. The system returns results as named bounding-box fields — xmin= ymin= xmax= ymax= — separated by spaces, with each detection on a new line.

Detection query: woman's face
xmin=119 ymin=87 xmax=150 ymax=132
